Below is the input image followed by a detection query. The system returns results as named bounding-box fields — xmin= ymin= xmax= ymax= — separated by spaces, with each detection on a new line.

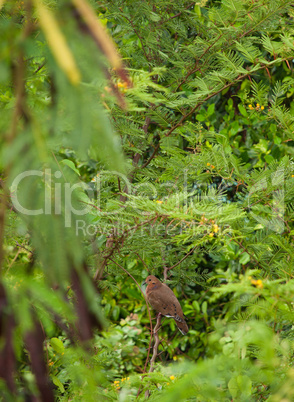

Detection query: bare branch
xmin=145 ymin=313 xmax=162 ymax=398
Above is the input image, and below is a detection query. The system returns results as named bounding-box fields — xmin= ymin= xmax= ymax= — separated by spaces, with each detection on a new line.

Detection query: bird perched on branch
xmin=143 ymin=275 xmax=188 ymax=335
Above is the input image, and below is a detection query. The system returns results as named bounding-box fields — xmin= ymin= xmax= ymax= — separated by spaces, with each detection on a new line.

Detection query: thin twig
xmin=34 ymin=61 xmax=46 ymax=75
xmin=94 ymin=230 xmax=123 ymax=281
xmin=175 ymin=32 xmax=225 ymax=91
xmin=144 ymin=313 xmax=162 ymax=398
xmin=163 ymin=246 xmax=197 ymax=280
xmin=7 ymin=241 xmax=33 ymax=272
xmin=140 ymin=143 xmax=160 ymax=169
xmin=134 ymin=252 xmax=150 ymax=272
xmin=120 ymin=11 xmax=151 ymax=68
xmin=157 ymin=3 xmax=195 ymax=27
xmin=148 ymin=313 xmax=162 ymax=372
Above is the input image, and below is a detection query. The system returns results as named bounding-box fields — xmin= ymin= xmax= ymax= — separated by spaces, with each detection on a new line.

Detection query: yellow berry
xmin=170 ymin=375 xmax=175 ymax=380
xmin=209 ymin=233 xmax=214 ymax=237
xmin=207 ymin=163 xmax=210 ymax=166
xmin=261 ymin=106 xmax=264 ymax=110
xmin=256 ymin=103 xmax=260 ymax=107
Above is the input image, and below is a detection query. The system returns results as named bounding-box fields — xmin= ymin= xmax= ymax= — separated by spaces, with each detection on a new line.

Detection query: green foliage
xmin=1 ymin=0 xmax=294 ymax=400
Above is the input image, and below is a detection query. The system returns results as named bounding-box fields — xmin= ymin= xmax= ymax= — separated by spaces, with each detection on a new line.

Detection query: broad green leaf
xmin=239 ymin=252 xmax=250 ymax=265
xmin=51 ymin=375 xmax=65 ymax=393
xmin=237 ymin=375 xmax=252 ymax=397
xmin=60 ymin=159 xmax=80 ymax=176
xmin=238 ymin=104 xmax=248 ymax=117
xmin=50 ymin=337 xmax=65 ymax=354
xmin=112 ymin=305 xmax=120 ymax=321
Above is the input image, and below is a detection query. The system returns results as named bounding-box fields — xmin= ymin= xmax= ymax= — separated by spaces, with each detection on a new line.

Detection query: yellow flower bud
xmin=213 ymin=224 xmax=219 ymax=233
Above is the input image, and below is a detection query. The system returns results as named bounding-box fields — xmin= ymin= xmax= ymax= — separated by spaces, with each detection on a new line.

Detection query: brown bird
xmin=143 ymin=275 xmax=189 ymax=335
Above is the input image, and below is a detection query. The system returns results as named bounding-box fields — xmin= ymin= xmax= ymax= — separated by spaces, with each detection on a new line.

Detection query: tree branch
xmin=144 ymin=312 xmax=162 ymax=398
xmin=163 ymin=246 xmax=197 ymax=280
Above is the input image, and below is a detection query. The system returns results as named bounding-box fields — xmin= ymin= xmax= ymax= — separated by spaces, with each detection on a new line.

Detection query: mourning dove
xmin=143 ymin=275 xmax=188 ymax=335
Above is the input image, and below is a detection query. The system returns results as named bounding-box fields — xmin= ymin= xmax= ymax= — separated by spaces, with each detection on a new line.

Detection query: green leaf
xmin=60 ymin=159 xmax=80 ymax=176
xmin=239 ymin=252 xmax=250 ymax=265
xmin=104 ymin=303 xmax=111 ymax=316
xmin=237 ymin=375 xmax=252 ymax=396
xmin=196 ymin=114 xmax=206 ymax=122
xmin=228 ymin=375 xmax=252 ymax=397
xmin=228 ymin=376 xmax=238 ymax=398
xmin=238 ymin=104 xmax=248 ymax=117
xmin=207 ymin=104 xmax=215 ymax=116
xmin=50 ymin=337 xmax=65 ymax=354
xmin=51 ymin=375 xmax=65 ymax=393
xmin=112 ymin=305 xmax=120 ymax=321
xmin=125 ymin=287 xmax=142 ymax=299
xmin=254 ymin=224 xmax=264 ymax=230
xmin=192 ymin=300 xmax=200 ymax=312
xmin=201 ymin=301 xmax=207 ymax=315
